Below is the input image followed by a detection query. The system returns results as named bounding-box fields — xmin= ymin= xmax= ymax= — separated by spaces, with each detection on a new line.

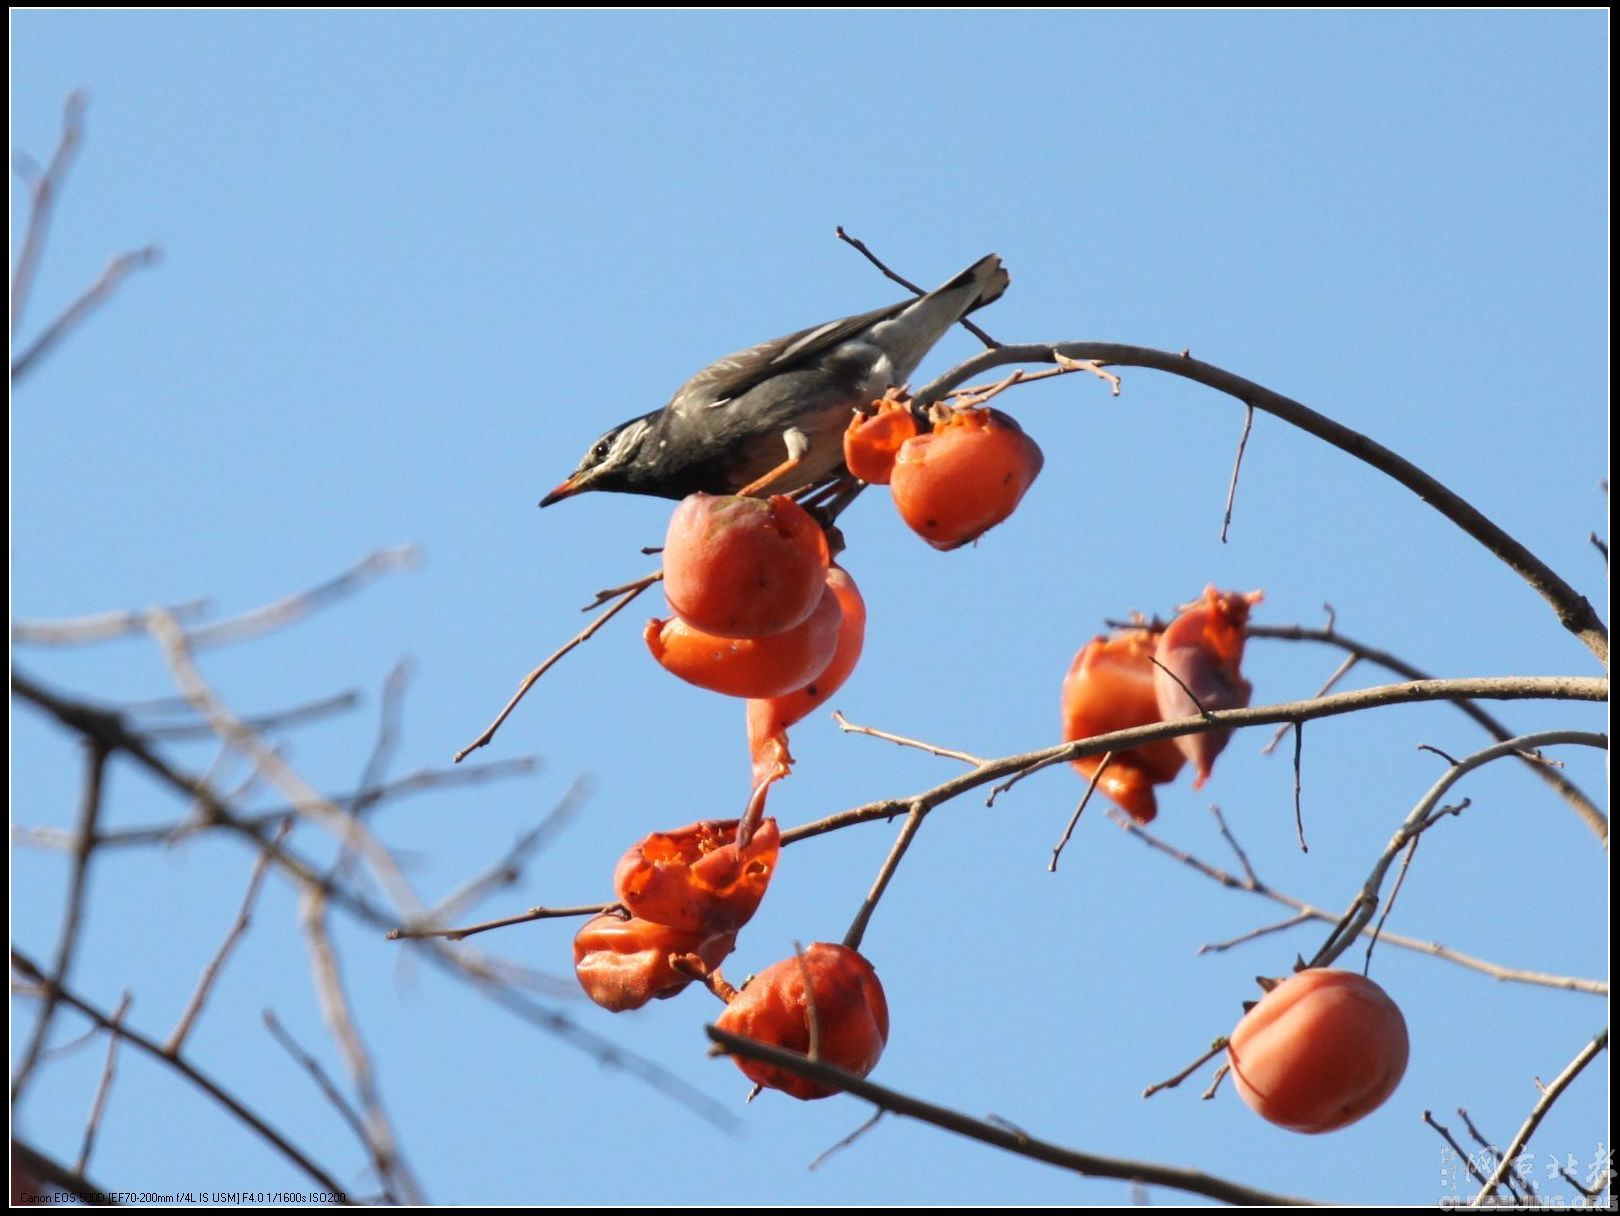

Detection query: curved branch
xmin=785 ymin=676 xmax=1607 ymax=845
xmin=914 ymin=344 xmax=1609 ymax=665
xmin=706 ymin=1027 xmax=1321 ymax=1206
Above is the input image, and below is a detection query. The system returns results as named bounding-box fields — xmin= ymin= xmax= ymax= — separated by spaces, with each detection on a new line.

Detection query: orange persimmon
xmin=889 ymin=406 xmax=1043 ymax=550
xmin=1226 ymin=969 xmax=1409 ymax=1134
xmin=646 ymin=575 xmax=843 ymax=699
xmin=843 ymin=395 xmax=919 ymax=485
xmin=714 ymin=943 xmax=889 ymax=1101
xmin=1060 ymin=628 xmax=1187 ymax=824
xmin=662 ymin=493 xmax=830 ymax=639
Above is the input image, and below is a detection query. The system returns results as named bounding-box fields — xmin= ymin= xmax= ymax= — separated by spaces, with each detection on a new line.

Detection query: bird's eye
xmin=592 ymin=440 xmax=612 ymax=461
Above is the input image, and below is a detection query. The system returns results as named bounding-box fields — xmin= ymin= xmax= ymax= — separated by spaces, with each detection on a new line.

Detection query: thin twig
xmin=1112 ymin=809 xmax=1606 ymax=994
xmin=11 ymin=950 xmax=350 ymax=1198
xmin=809 ymin=1109 xmax=887 ymax=1171
xmin=12 ymin=91 xmax=86 ymax=334
xmin=456 ymin=573 xmax=658 ymax=762
xmin=75 ymin=991 xmax=132 ymax=1174
xmin=387 ymin=904 xmax=611 ymax=942
xmin=262 ymin=1009 xmax=372 ymax=1161
xmin=165 ymin=823 xmax=290 ymax=1055
xmin=1425 ymin=1110 xmax=1493 ymax=1189
xmin=1049 ymin=753 xmax=1111 ymax=873
xmin=12 ymin=741 xmax=109 ymax=1103
xmin=1362 ymin=836 xmax=1419 ymax=977
xmin=844 ymin=805 xmax=926 ymax=952
xmin=1457 ymin=1107 xmax=1534 ymax=1200
xmin=187 ymin=547 xmax=421 ymax=648
xmin=13 ymin=598 xmax=211 ymax=646
xmin=12 ymin=247 xmax=161 ymax=380
xmin=1261 ymin=654 xmax=1358 ymax=754
xmin=1470 ymin=1028 xmax=1609 ymax=1205
xmin=1291 ymin=722 xmax=1307 ymax=852
xmin=1252 ymin=622 xmax=1605 ymax=840
xmin=1142 ymin=1039 xmax=1228 ymax=1100
xmin=832 ymin=710 xmax=984 ymax=765
xmin=1220 ymin=403 xmax=1255 ymax=543
xmin=834 ymin=227 xmax=1000 ymax=349
xmin=1197 ymin=913 xmax=1313 ymax=955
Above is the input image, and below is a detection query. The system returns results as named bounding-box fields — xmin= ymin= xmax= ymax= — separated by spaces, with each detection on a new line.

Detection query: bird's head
xmin=539 ymin=414 xmax=659 ymax=507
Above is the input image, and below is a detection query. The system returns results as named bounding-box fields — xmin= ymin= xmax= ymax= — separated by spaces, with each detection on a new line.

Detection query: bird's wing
xmin=669 ymin=300 xmax=910 ymax=411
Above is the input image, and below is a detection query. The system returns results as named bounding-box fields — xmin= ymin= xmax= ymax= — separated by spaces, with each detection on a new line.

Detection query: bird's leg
xmin=736 ymin=426 xmax=812 ymax=497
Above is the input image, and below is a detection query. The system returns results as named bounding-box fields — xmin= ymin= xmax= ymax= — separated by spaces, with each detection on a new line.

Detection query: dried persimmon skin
xmin=1154 ymin=587 xmax=1262 ymax=785
xmin=573 ymin=915 xmax=737 ymax=1012
xmin=612 ymin=817 xmax=780 ymax=934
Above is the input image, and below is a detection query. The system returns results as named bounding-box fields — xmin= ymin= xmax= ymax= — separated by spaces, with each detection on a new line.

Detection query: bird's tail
xmin=866 ymin=253 xmax=1008 ymax=384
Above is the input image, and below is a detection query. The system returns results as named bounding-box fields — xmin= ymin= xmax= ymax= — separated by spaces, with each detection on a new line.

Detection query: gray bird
xmin=540 ymin=254 xmax=1009 ymax=507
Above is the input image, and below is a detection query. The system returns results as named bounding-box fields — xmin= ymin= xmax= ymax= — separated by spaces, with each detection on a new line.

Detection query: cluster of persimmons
xmin=574 ymin=394 xmax=1409 ymax=1127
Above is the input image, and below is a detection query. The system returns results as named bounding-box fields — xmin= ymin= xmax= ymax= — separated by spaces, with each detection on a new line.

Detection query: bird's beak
xmin=539 ymin=475 xmax=584 ymax=508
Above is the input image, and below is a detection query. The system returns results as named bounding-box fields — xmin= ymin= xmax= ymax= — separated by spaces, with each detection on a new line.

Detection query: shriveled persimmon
xmin=714 ymin=942 xmax=889 ymax=1101
xmin=662 ymin=492 xmax=830 ymax=639
xmin=746 ymin=565 xmax=867 ymax=798
xmin=572 ymin=914 xmax=737 ymax=1013
xmin=1060 ymin=628 xmax=1187 ymax=824
xmin=1153 ymin=587 xmax=1263 ymax=786
xmin=646 ymin=574 xmax=843 ymax=699
xmin=613 ymin=817 xmax=780 ymax=934
xmin=1226 ymin=969 xmax=1409 ymax=1134
xmin=889 ymin=406 xmax=1043 ymax=550
xmin=843 ymin=393 xmax=919 ymax=485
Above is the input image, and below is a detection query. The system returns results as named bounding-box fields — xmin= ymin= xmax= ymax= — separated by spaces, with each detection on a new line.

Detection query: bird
xmin=539 ymin=254 xmax=1010 ymax=507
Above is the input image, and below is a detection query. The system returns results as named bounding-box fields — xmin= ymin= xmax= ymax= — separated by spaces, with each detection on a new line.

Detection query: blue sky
xmin=13 ymin=11 xmax=1608 ymax=1206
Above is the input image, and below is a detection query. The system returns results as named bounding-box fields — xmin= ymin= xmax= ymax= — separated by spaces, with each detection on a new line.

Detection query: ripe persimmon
xmin=843 ymin=394 xmax=919 ymax=485
xmin=1060 ymin=628 xmax=1187 ymax=824
xmin=646 ymin=574 xmax=843 ymax=699
xmin=662 ymin=493 xmax=830 ymax=639
xmin=1154 ymin=587 xmax=1263 ymax=786
xmin=714 ymin=942 xmax=889 ymax=1101
xmin=889 ymin=406 xmax=1043 ymax=550
xmin=746 ymin=566 xmax=867 ymax=795
xmin=572 ymin=914 xmax=737 ymax=1012
xmin=1226 ymin=969 xmax=1409 ymax=1134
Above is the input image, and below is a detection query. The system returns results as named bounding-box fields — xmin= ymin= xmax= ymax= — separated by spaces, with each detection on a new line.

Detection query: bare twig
xmin=1362 ymin=836 xmax=1419 ymax=977
xmin=1425 ymin=1110 xmax=1493 ymax=1189
xmin=456 ymin=573 xmax=658 ymax=762
xmin=1220 ymin=403 xmax=1255 ymax=543
xmin=262 ymin=1009 xmax=372 ymax=1160
xmin=12 ymin=741 xmax=109 ymax=1103
xmin=1470 ymin=1028 xmax=1609 ymax=1205
xmin=75 ymin=992 xmax=131 ymax=1174
xmin=708 ymin=1026 xmax=1317 ymax=1205
xmin=12 ymin=950 xmax=350 ymax=1198
xmin=844 ymin=805 xmax=927 ymax=952
xmin=1142 ymin=1039 xmax=1228 ymax=1100
xmin=1251 ymin=622 xmax=1606 ymax=841
xmin=12 ymin=91 xmax=85 ymax=334
xmin=1291 ymin=722 xmax=1307 ymax=852
xmin=833 ymin=710 xmax=984 ymax=765
xmin=387 ymin=904 xmax=611 ymax=942
xmin=809 ymin=1109 xmax=887 ymax=1171
xmin=1113 ymin=809 xmax=1606 ymax=994
xmin=914 ymin=343 xmax=1610 ymax=664
xmin=165 ymin=823 xmax=289 ymax=1055
xmin=299 ymin=888 xmax=424 ymax=1204
xmin=1049 ymin=753 xmax=1111 ymax=873
xmin=12 ymin=247 xmax=161 ymax=380
xmin=834 ymin=227 xmax=1000 ymax=349
xmin=13 ymin=598 xmax=210 ymax=646
xmin=187 ymin=547 xmax=421 ymax=648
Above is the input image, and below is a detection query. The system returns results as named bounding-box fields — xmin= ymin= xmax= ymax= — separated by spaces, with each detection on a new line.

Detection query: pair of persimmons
xmin=579 ymin=399 xmax=1408 ymax=1130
